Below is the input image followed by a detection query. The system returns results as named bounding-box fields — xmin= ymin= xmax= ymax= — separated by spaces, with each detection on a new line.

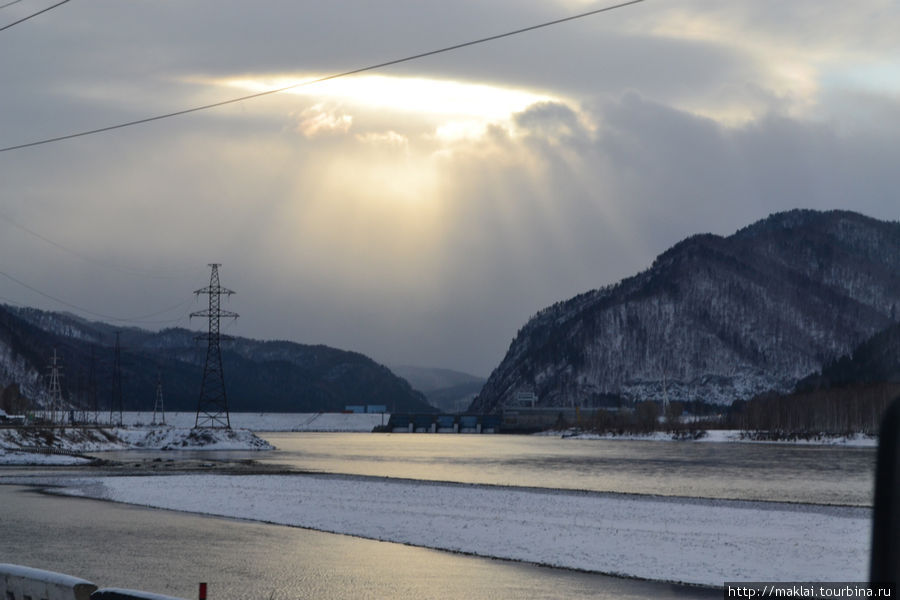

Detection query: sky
xmin=0 ymin=0 xmax=899 ymax=377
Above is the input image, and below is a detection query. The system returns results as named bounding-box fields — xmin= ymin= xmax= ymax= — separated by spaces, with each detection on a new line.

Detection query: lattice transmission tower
xmin=45 ymin=348 xmax=64 ymax=424
xmin=109 ymin=332 xmax=124 ymax=426
xmin=192 ymin=263 xmax=238 ymax=429
xmin=87 ymin=345 xmax=98 ymax=424
xmin=152 ymin=369 xmax=166 ymax=426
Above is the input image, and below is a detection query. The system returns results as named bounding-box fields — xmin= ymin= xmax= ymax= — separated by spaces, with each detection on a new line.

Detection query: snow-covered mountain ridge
xmin=472 ymin=210 xmax=900 ymax=411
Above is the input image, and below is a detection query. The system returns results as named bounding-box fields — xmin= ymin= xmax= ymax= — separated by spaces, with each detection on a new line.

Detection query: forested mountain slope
xmin=472 ymin=210 xmax=900 ymax=412
xmin=0 ymin=306 xmax=432 ymax=413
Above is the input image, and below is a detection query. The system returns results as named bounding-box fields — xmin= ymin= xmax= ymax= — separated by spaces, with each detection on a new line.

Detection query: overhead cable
xmin=0 ymin=0 xmax=27 ymax=11
xmin=0 ymin=268 xmax=194 ymax=324
xmin=0 ymin=211 xmax=203 ymax=279
xmin=0 ymin=0 xmax=645 ymax=153
xmin=0 ymin=0 xmax=71 ymax=33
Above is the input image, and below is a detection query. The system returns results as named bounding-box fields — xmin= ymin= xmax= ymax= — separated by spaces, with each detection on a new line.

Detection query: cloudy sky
xmin=1 ymin=0 xmax=898 ymax=376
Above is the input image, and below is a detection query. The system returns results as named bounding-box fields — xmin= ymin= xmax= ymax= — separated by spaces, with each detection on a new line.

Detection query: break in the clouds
xmin=0 ymin=0 xmax=898 ymax=376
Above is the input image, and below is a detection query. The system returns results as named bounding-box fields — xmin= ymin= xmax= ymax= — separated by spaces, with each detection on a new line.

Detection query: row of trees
xmin=557 ymin=383 xmax=899 ymax=438
xmin=564 ymin=401 xmax=711 ymax=438
xmin=726 ymin=383 xmax=900 ymax=437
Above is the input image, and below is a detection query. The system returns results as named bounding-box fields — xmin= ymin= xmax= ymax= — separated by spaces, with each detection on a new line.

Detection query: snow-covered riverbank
xmin=49 ymin=473 xmax=869 ymax=587
xmin=0 ymin=426 xmax=273 ymax=465
xmin=544 ymin=429 xmax=879 ymax=447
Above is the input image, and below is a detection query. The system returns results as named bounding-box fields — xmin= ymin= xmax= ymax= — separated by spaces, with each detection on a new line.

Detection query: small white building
xmin=514 ymin=391 xmax=538 ymax=407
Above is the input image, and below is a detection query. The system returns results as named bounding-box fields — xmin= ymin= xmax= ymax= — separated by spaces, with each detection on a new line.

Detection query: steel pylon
xmin=152 ymin=369 xmax=166 ymax=426
xmin=192 ymin=263 xmax=238 ymax=429
xmin=46 ymin=348 xmax=64 ymax=424
xmin=109 ymin=332 xmax=124 ymax=426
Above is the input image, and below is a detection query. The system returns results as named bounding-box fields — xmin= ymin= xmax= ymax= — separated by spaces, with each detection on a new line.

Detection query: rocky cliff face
xmin=472 ymin=210 xmax=900 ymax=411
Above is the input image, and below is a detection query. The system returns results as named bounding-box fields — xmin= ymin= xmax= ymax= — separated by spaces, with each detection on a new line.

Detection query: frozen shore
xmin=0 ymin=426 xmax=273 ymax=465
xmin=52 ymin=473 xmax=870 ymax=587
xmin=0 ymin=411 xmax=386 ymax=464
xmin=544 ymin=429 xmax=879 ymax=447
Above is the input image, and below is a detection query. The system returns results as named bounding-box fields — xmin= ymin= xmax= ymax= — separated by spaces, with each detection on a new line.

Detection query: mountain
xmin=0 ymin=305 xmax=433 ymax=414
xmin=471 ymin=210 xmax=900 ymax=413
xmin=798 ymin=321 xmax=900 ymax=390
xmin=391 ymin=365 xmax=486 ymax=412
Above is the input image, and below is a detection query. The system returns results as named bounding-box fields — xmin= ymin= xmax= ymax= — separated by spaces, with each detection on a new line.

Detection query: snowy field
xmin=0 ymin=452 xmax=89 ymax=465
xmin=0 ymin=412 xmax=381 ymax=464
xmin=0 ymin=426 xmax=272 ymax=465
xmin=51 ymin=473 xmax=870 ymax=587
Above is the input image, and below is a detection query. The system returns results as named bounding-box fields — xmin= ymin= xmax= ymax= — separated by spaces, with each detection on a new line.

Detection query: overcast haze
xmin=1 ymin=0 xmax=898 ymax=376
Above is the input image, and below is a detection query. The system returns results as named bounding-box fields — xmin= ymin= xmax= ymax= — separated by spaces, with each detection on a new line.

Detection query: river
xmin=97 ymin=432 xmax=877 ymax=505
xmin=1 ymin=433 xmax=876 ymax=598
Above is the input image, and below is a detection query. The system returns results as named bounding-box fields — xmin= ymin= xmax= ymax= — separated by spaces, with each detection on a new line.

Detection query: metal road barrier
xmin=0 ymin=563 xmax=97 ymax=600
xmin=0 ymin=565 xmax=188 ymax=600
xmin=90 ymin=588 xmax=188 ymax=600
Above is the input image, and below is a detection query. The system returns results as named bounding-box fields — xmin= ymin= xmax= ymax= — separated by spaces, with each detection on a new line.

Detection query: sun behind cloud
xmin=217 ymin=73 xmax=559 ymax=126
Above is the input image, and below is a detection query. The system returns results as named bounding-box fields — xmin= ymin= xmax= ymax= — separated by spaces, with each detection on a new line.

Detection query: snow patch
xmin=125 ymin=427 xmax=274 ymax=451
xmin=52 ymin=473 xmax=870 ymax=587
xmin=0 ymin=426 xmax=272 ymax=464
xmin=539 ymin=429 xmax=879 ymax=447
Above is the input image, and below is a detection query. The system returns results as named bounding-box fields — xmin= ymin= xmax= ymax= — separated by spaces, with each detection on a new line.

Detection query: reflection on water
xmin=93 ymin=433 xmax=876 ymax=505
xmin=253 ymin=433 xmax=876 ymax=506
xmin=7 ymin=433 xmax=875 ymax=598
xmin=0 ymin=486 xmax=717 ymax=600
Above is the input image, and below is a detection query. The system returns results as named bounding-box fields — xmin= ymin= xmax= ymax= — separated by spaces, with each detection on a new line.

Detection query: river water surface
xmin=1 ymin=433 xmax=876 ymax=598
xmin=99 ymin=433 xmax=876 ymax=505
xmin=256 ymin=433 xmax=876 ymax=505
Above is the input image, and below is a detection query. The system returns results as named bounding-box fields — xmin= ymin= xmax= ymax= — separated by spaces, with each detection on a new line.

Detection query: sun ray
xmin=214 ymin=73 xmax=558 ymax=121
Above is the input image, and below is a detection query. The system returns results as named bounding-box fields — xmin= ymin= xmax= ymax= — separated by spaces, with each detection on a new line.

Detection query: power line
xmin=0 ymin=0 xmax=645 ymax=153
xmin=0 ymin=0 xmax=71 ymax=33
xmin=0 ymin=267 xmax=195 ymax=323
xmin=0 ymin=0 xmax=27 ymax=11
xmin=0 ymin=211 xmax=202 ymax=279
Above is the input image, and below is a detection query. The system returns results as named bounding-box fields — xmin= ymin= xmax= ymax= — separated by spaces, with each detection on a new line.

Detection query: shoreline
xmin=539 ymin=428 xmax=879 ymax=447
xmin=5 ymin=469 xmax=869 ymax=587
xmin=28 ymin=483 xmax=714 ymax=594
xmin=2 ymin=457 xmax=874 ymax=509
xmin=0 ymin=483 xmax=722 ymax=600
xmin=0 ymin=422 xmax=879 ymax=465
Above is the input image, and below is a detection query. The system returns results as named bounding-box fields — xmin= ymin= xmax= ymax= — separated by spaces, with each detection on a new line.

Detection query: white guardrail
xmin=0 ymin=564 xmax=188 ymax=600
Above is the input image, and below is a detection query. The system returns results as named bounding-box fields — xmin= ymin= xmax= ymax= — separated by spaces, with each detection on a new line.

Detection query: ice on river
xmin=55 ymin=473 xmax=870 ymax=587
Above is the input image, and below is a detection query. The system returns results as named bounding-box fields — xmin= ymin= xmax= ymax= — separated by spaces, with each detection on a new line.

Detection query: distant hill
xmin=472 ymin=209 xmax=900 ymax=412
xmin=391 ymin=365 xmax=486 ymax=413
xmin=0 ymin=305 xmax=433 ymax=414
xmin=798 ymin=321 xmax=900 ymax=390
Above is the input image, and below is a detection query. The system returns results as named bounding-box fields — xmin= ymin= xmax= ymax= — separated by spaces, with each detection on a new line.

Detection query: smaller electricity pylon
xmin=109 ymin=332 xmax=124 ymax=426
xmin=192 ymin=263 xmax=238 ymax=429
xmin=45 ymin=348 xmax=64 ymax=424
xmin=87 ymin=345 xmax=99 ymax=424
xmin=152 ymin=369 xmax=166 ymax=426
